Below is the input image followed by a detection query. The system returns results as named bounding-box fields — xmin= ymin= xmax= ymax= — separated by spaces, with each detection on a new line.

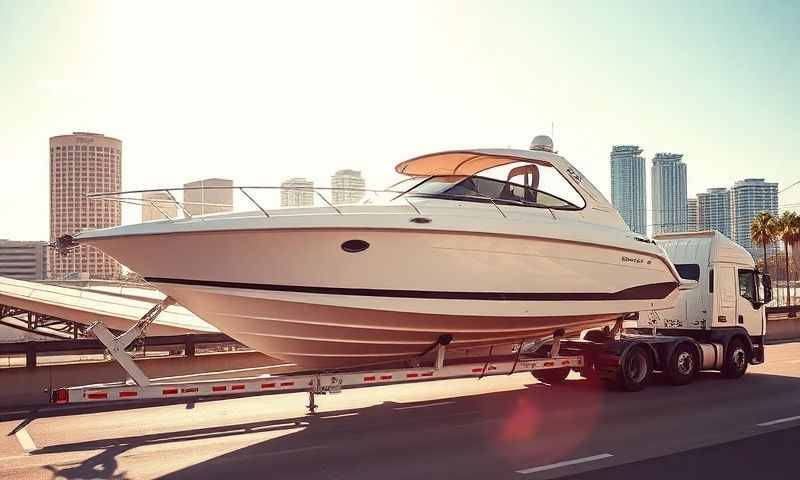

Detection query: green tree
xmin=751 ymin=212 xmax=777 ymax=275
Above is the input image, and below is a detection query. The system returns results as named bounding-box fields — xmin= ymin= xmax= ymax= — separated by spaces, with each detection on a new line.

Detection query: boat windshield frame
xmin=393 ymin=175 xmax=583 ymax=211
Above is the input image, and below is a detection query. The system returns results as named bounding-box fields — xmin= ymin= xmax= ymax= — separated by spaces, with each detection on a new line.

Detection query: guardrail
xmin=0 ymin=333 xmax=240 ymax=368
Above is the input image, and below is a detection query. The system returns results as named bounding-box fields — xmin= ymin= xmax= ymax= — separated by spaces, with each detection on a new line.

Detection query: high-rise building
xmin=697 ymin=188 xmax=732 ymax=238
xmin=183 ymin=178 xmax=234 ymax=216
xmin=0 ymin=239 xmax=48 ymax=280
xmin=651 ymin=153 xmax=687 ymax=234
xmin=49 ymin=132 xmax=122 ymax=280
xmin=731 ymin=178 xmax=779 ymax=255
xmin=609 ymin=145 xmax=647 ymax=235
xmin=281 ymin=177 xmax=314 ymax=207
xmin=331 ymin=169 xmax=366 ymax=205
xmin=141 ymin=191 xmax=179 ymax=222
xmin=687 ymin=197 xmax=699 ymax=232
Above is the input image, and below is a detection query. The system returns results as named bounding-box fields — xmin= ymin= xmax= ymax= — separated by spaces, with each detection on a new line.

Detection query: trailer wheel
xmin=721 ymin=337 xmax=749 ymax=379
xmin=611 ymin=346 xmax=652 ymax=392
xmin=533 ymin=367 xmax=570 ymax=385
xmin=665 ymin=343 xmax=697 ymax=386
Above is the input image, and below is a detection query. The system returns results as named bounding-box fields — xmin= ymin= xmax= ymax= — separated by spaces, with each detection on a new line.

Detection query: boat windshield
xmin=399 ymin=175 xmax=581 ymax=210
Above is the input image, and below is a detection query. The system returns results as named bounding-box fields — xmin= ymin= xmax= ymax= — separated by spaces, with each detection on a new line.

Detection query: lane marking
xmin=516 ymin=454 xmax=614 ymax=475
xmin=757 ymin=415 xmax=800 ymax=427
xmin=320 ymin=412 xmax=359 ymax=419
xmin=394 ymin=401 xmax=455 ymax=411
xmin=15 ymin=428 xmax=37 ymax=453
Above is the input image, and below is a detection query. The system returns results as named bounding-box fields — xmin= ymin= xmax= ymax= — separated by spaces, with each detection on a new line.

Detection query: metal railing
xmin=87 ymin=185 xmax=517 ymax=222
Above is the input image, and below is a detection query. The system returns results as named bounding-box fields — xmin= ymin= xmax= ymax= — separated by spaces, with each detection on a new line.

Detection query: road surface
xmin=3 ymin=342 xmax=800 ymax=479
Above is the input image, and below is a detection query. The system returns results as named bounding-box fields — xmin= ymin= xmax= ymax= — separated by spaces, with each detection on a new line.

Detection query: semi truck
xmin=531 ymin=230 xmax=772 ymax=391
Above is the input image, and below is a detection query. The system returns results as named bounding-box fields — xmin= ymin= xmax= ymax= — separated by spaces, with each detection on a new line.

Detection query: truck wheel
xmin=612 ymin=346 xmax=652 ymax=392
xmin=533 ymin=367 xmax=570 ymax=385
xmin=665 ymin=343 xmax=697 ymax=386
xmin=721 ymin=338 xmax=749 ymax=379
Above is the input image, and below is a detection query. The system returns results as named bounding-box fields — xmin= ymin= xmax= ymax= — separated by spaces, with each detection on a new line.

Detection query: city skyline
xmin=2 ymin=2 xmax=799 ymax=241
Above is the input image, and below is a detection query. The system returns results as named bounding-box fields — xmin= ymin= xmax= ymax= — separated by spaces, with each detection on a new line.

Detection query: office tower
xmin=183 ymin=178 xmax=234 ymax=216
xmin=141 ymin=191 xmax=179 ymax=222
xmin=651 ymin=153 xmax=687 ymax=234
xmin=687 ymin=197 xmax=699 ymax=232
xmin=49 ymin=132 xmax=122 ymax=280
xmin=281 ymin=177 xmax=314 ymax=207
xmin=331 ymin=169 xmax=366 ymax=205
xmin=731 ymin=178 xmax=779 ymax=254
xmin=697 ymin=188 xmax=732 ymax=238
xmin=610 ymin=146 xmax=647 ymax=235
xmin=0 ymin=239 xmax=48 ymax=280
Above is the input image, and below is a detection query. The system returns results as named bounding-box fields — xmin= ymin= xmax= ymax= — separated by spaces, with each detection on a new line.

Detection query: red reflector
xmin=162 ymin=388 xmax=178 ymax=395
xmin=544 ymin=362 xmax=554 ymax=367
xmin=364 ymin=376 xmax=376 ymax=382
xmin=421 ymin=372 xmax=433 ymax=377
xmin=561 ymin=360 xmax=570 ymax=365
xmin=279 ymin=382 xmax=294 ymax=387
xmin=471 ymin=368 xmax=482 ymax=373
xmin=231 ymin=385 xmax=245 ymax=391
xmin=87 ymin=392 xmax=108 ymax=400
xmin=212 ymin=386 xmax=227 ymax=392
xmin=119 ymin=391 xmax=138 ymax=398
xmin=261 ymin=383 xmax=276 ymax=389
xmin=380 ymin=375 xmax=393 ymax=380
xmin=406 ymin=373 xmax=419 ymax=378
xmin=53 ymin=388 xmax=69 ymax=404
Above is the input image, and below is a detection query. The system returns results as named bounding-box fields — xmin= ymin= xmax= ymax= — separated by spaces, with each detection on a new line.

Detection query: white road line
xmin=394 ymin=401 xmax=455 ymax=411
xmin=320 ymin=412 xmax=360 ymax=419
xmin=15 ymin=428 xmax=37 ymax=453
xmin=757 ymin=415 xmax=800 ymax=427
xmin=516 ymin=454 xmax=614 ymax=475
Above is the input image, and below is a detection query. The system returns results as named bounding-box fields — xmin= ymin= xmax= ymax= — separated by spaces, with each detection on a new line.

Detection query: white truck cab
xmin=638 ymin=230 xmax=771 ymax=338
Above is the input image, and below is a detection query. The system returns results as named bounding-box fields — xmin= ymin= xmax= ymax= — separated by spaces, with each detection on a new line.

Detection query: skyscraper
xmin=281 ymin=177 xmax=314 ymax=207
xmin=651 ymin=153 xmax=687 ymax=234
xmin=331 ymin=169 xmax=366 ymax=205
xmin=49 ymin=132 xmax=122 ymax=280
xmin=183 ymin=178 xmax=234 ymax=216
xmin=687 ymin=197 xmax=699 ymax=232
xmin=731 ymin=178 xmax=779 ymax=254
xmin=697 ymin=187 xmax=732 ymax=238
xmin=609 ymin=145 xmax=646 ymax=235
xmin=141 ymin=191 xmax=178 ymax=221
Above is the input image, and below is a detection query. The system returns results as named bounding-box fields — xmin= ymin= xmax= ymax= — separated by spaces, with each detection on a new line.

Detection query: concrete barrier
xmin=766 ymin=317 xmax=800 ymax=343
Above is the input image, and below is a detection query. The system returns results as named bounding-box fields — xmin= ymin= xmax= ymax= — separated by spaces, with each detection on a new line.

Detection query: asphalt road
xmin=3 ymin=342 xmax=800 ymax=480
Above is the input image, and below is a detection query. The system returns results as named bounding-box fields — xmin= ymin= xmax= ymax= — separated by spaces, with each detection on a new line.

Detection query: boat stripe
xmin=144 ymin=277 xmax=677 ymax=301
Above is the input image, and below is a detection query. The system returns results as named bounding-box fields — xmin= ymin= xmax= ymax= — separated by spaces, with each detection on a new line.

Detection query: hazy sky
xmin=1 ymin=0 xmax=799 ymax=240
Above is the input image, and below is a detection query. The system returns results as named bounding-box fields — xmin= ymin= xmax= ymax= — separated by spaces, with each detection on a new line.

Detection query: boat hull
xmin=81 ymin=225 xmax=680 ymax=368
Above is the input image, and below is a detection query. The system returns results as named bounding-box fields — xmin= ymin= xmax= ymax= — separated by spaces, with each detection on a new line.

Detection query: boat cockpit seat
xmin=501 ymin=165 xmax=539 ymax=203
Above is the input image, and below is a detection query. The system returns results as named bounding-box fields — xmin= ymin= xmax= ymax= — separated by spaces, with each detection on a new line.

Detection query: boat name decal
xmin=566 ymin=167 xmax=582 ymax=183
xmin=621 ymin=255 xmax=644 ymax=264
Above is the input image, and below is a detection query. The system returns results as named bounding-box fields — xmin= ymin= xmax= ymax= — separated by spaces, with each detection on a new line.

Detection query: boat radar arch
xmin=530 ymin=135 xmax=554 ymax=152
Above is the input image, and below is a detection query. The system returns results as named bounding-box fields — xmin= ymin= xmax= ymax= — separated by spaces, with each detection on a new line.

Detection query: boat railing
xmin=87 ymin=185 xmax=511 ymax=222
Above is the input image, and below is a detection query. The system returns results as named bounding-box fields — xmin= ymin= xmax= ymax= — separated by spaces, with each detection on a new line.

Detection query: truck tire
xmin=610 ymin=346 xmax=652 ymax=392
xmin=665 ymin=343 xmax=697 ymax=386
xmin=532 ymin=367 xmax=570 ymax=385
xmin=721 ymin=337 xmax=749 ymax=379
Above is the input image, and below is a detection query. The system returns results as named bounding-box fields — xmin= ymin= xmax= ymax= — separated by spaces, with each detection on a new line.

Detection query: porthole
xmin=341 ymin=239 xmax=370 ymax=253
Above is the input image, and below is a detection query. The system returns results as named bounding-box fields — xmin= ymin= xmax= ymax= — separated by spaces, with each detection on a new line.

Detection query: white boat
xmin=65 ymin=137 xmax=686 ymax=369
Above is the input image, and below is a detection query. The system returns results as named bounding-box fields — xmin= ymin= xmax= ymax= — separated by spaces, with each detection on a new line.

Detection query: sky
xmin=1 ymin=0 xmax=799 ymax=240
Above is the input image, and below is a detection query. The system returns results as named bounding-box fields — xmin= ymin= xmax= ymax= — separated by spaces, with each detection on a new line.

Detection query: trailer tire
xmin=613 ymin=346 xmax=652 ymax=392
xmin=721 ymin=337 xmax=749 ymax=379
xmin=665 ymin=343 xmax=697 ymax=386
xmin=533 ymin=367 xmax=570 ymax=385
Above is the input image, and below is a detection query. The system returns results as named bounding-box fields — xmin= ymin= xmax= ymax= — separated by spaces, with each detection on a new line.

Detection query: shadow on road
xmin=20 ymin=370 xmax=800 ymax=480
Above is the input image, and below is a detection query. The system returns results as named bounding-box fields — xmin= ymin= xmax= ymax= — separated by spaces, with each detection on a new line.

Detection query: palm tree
xmin=776 ymin=211 xmax=800 ymax=306
xmin=751 ymin=212 xmax=777 ymax=275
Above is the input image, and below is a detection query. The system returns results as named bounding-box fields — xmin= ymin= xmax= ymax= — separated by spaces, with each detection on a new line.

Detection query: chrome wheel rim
xmin=677 ymin=351 xmax=694 ymax=376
